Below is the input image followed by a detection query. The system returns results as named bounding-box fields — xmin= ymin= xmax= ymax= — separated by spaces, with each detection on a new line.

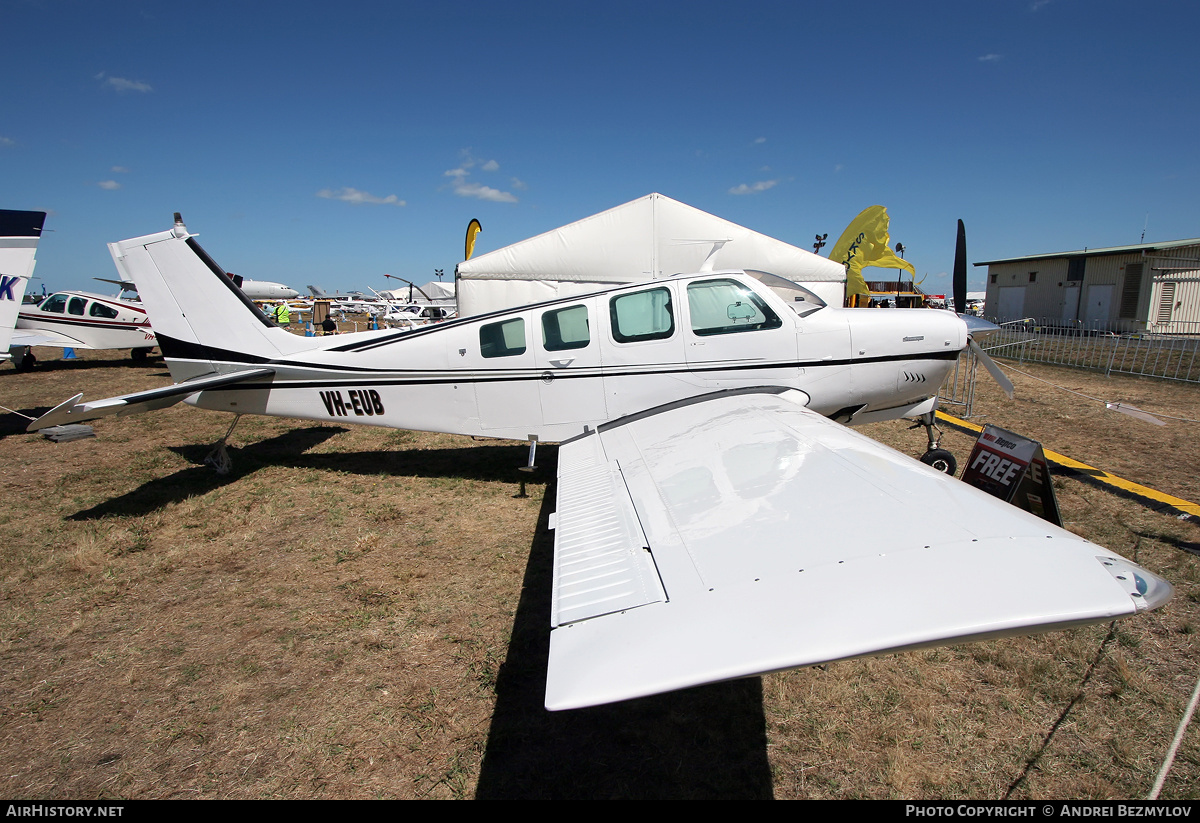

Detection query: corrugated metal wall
xmin=983 ymin=243 xmax=1200 ymax=330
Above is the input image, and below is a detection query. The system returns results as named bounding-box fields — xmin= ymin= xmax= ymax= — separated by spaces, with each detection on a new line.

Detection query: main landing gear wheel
xmin=920 ymin=448 xmax=957 ymax=475
xmin=131 ymin=347 xmax=149 ymax=362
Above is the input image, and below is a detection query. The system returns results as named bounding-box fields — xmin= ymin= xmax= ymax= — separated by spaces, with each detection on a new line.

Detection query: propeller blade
xmin=968 ymin=337 xmax=1014 ymax=399
xmin=1105 ymin=402 xmax=1166 ymax=426
xmin=953 ymin=219 xmax=967 ymax=314
xmin=959 ymin=313 xmax=1000 ymax=342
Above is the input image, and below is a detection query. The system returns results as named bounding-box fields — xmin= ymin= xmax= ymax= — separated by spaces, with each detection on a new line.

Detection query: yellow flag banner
xmin=827 ymin=206 xmax=915 ymax=300
xmin=464 ymin=218 xmax=482 ymax=261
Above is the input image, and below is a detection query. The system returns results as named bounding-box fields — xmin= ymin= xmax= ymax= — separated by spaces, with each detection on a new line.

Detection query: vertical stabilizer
xmin=0 ymin=210 xmax=46 ymax=359
xmin=107 ymin=215 xmax=318 ymax=378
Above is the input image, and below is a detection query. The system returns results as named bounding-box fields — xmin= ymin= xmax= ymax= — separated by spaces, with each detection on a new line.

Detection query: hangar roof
xmin=975 ymin=237 xmax=1200 ymax=267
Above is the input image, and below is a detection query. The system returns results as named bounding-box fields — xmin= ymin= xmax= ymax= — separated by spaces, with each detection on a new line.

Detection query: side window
xmin=89 ymin=302 xmax=119 ymax=319
xmin=68 ymin=297 xmax=87 ymax=316
xmin=687 ymin=279 xmax=782 ymax=336
xmin=479 ymin=317 xmax=526 ymax=358
xmin=610 ymin=287 xmax=674 ymax=343
xmin=541 ymin=304 xmax=590 ymax=351
xmin=41 ymin=294 xmax=68 ymax=313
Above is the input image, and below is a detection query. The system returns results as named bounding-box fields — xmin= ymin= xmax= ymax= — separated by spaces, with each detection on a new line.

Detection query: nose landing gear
xmin=912 ymin=411 xmax=957 ymax=475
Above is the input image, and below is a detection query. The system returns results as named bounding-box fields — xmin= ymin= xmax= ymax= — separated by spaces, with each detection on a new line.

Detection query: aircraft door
xmin=681 ymin=277 xmax=800 ymax=389
xmin=534 ymin=302 xmax=607 ymax=426
xmin=469 ymin=311 xmax=543 ymax=433
xmin=598 ymin=284 xmax=691 ymax=419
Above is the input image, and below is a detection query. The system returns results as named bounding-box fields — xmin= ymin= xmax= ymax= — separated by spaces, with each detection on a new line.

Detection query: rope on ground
xmin=1148 ymin=668 xmax=1200 ymax=799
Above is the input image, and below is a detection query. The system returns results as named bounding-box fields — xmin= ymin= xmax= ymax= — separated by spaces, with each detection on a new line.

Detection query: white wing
xmin=10 ymin=326 xmax=90 ymax=349
xmin=545 ymin=389 xmax=1172 ymax=710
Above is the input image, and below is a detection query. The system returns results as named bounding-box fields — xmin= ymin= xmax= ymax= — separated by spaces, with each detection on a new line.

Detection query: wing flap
xmin=545 ymin=392 xmax=1172 ymax=710
xmin=27 ymin=368 xmax=275 ymax=431
xmin=552 ymin=432 xmax=665 ymax=626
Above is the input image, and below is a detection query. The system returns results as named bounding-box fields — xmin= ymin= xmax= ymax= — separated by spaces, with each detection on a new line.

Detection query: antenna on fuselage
xmin=699 ymin=240 xmax=730 ymax=273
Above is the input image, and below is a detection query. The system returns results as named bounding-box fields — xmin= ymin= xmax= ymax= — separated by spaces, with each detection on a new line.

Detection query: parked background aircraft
xmin=0 ymin=209 xmax=45 ymax=365
xmin=14 ymin=289 xmax=157 ymax=366
xmin=237 ymin=278 xmax=299 ymax=300
xmin=29 ymin=215 xmax=1173 ymax=710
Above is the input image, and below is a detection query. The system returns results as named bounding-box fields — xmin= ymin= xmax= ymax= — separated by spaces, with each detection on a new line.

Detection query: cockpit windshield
xmin=743 ymin=270 xmax=827 ymax=318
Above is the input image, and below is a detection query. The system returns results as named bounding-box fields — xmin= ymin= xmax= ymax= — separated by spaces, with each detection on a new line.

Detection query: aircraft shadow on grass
xmin=476 ymin=485 xmax=774 ymax=799
xmin=68 ymin=428 xmax=556 ymax=521
xmin=63 ymin=425 xmax=776 ymax=795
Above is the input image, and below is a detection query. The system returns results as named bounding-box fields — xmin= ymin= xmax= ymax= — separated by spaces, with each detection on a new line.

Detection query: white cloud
xmin=510 ymin=177 xmax=527 ymax=190
xmin=0 ymin=137 xmax=14 ymax=148
xmin=1030 ymin=0 xmax=1051 ymax=10
xmin=444 ymin=150 xmax=518 ymax=203
xmin=978 ymin=53 xmax=1002 ymax=63
xmin=98 ymin=180 xmax=121 ymax=190
xmin=754 ymin=137 xmax=767 ymax=144
xmin=96 ymin=72 xmax=153 ymax=93
xmin=453 ymin=182 xmax=518 ymax=203
xmin=728 ymin=179 xmax=779 ymax=195
xmin=111 ymin=165 xmax=130 ymax=173
xmin=834 ymin=163 xmax=844 ymax=173
xmin=316 ymin=187 xmax=405 ymax=206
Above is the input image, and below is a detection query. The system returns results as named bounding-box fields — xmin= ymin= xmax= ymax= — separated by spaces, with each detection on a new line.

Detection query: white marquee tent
xmin=455 ymin=193 xmax=846 ymax=316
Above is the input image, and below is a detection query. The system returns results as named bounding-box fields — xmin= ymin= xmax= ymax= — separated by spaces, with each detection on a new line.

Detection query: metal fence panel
xmin=978 ymin=317 xmax=1200 ymax=383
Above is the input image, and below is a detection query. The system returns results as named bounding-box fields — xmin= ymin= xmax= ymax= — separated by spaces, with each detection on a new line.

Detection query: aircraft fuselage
xmin=166 ymin=271 xmax=967 ymax=442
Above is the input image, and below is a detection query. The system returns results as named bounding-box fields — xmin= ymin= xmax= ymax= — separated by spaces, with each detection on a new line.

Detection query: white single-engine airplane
xmin=31 ymin=215 xmax=1172 ymax=711
xmin=14 ymin=289 xmax=158 ymax=366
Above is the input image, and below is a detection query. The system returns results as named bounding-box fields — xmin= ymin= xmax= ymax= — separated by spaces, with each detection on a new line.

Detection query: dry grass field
xmin=0 ymin=348 xmax=1197 ymax=799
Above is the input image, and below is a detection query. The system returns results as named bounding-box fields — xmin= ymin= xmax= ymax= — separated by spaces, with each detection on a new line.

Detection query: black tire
xmin=15 ymin=349 xmax=35 ymax=371
xmin=920 ymin=448 xmax=957 ymax=475
xmin=131 ymin=347 xmax=149 ymax=362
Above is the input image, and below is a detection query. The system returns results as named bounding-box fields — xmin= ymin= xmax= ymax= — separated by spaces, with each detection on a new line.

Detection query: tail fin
xmin=0 ymin=210 xmax=45 ymax=356
xmin=108 ymin=214 xmax=318 ymax=378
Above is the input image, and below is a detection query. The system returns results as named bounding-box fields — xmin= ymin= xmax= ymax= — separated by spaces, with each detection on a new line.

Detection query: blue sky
xmin=4 ymin=0 xmax=1198 ymax=297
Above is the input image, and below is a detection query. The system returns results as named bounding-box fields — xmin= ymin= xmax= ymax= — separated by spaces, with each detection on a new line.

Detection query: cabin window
xmin=610 ymin=287 xmax=674 ymax=343
xmin=542 ymin=305 xmax=590 ymax=351
xmin=89 ymin=302 xmax=119 ymax=319
xmin=479 ymin=317 xmax=526 ymax=358
xmin=41 ymin=294 xmax=68 ymax=313
xmin=68 ymin=297 xmax=87 ymax=316
xmin=687 ymin=279 xmax=782 ymax=336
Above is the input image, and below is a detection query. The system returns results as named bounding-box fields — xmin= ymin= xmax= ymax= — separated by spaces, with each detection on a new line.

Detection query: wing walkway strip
xmin=935 ymin=410 xmax=1200 ymax=524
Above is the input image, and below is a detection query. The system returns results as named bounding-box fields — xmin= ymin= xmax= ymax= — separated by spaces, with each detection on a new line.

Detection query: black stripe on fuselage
xmin=156 ymin=334 xmax=271 ymax=364
xmin=167 ymin=347 xmax=962 ymax=391
xmin=184 ymin=236 xmax=278 ymax=330
xmin=327 ymin=285 xmax=634 ymax=353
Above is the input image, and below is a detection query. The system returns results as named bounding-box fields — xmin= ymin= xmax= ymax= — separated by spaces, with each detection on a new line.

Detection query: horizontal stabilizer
xmin=545 ymin=391 xmax=1172 ymax=710
xmin=27 ymin=368 xmax=275 ymax=431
